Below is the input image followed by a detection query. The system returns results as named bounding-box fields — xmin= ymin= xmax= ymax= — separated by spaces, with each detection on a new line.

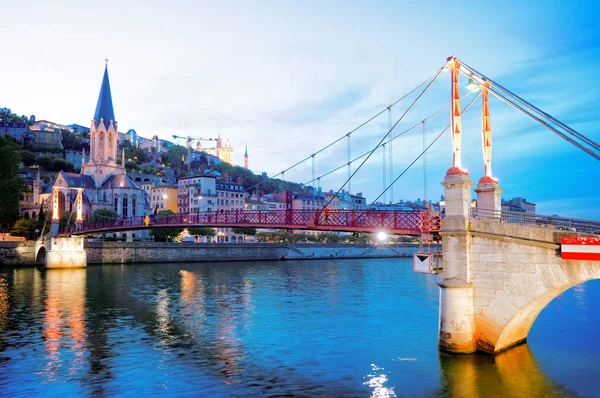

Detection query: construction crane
xmin=172 ymin=134 xmax=219 ymax=170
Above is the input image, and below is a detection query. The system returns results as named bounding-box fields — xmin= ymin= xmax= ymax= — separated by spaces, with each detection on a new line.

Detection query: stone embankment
xmin=0 ymin=241 xmax=430 ymax=266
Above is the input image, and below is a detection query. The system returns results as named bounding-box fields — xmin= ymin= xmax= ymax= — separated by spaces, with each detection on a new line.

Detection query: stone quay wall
xmin=0 ymin=241 xmax=429 ymax=266
xmin=85 ymin=242 xmax=426 ymax=265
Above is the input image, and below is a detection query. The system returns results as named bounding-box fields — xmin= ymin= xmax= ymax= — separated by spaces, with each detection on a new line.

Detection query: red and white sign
xmin=561 ymin=237 xmax=600 ymax=261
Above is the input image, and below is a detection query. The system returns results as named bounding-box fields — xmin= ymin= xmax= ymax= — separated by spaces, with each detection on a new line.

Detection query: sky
xmin=2 ymin=0 xmax=599 ymax=218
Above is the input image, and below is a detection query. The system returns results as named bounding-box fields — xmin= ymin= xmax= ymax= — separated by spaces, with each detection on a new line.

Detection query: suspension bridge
xmin=40 ymin=55 xmax=600 ymax=356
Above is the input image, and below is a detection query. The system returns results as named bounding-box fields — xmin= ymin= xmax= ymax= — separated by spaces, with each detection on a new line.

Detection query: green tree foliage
xmin=162 ymin=145 xmax=188 ymax=174
xmin=231 ymin=227 xmax=257 ymax=236
xmin=0 ymin=107 xmax=28 ymax=123
xmin=21 ymin=150 xmax=37 ymax=167
xmin=150 ymin=210 xmax=184 ymax=242
xmin=255 ymin=231 xmax=371 ymax=243
xmin=125 ymin=147 xmax=148 ymax=164
xmin=9 ymin=216 xmax=49 ymax=240
xmin=89 ymin=208 xmax=119 ymax=224
xmin=125 ymin=160 xmax=141 ymax=172
xmin=36 ymin=155 xmax=75 ymax=172
xmin=61 ymin=131 xmax=83 ymax=150
xmin=188 ymin=227 xmax=216 ymax=238
xmin=0 ymin=136 xmax=26 ymax=225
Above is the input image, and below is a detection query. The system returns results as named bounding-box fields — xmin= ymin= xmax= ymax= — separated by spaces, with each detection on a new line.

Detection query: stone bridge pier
xmin=35 ymin=236 xmax=87 ymax=269
xmin=438 ymin=171 xmax=600 ymax=354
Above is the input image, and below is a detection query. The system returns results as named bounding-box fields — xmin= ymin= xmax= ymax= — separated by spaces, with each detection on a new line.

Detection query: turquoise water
xmin=0 ymin=259 xmax=598 ymax=397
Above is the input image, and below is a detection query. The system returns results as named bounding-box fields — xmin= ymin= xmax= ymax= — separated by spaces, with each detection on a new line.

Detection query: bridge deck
xmin=63 ymin=209 xmax=441 ymax=236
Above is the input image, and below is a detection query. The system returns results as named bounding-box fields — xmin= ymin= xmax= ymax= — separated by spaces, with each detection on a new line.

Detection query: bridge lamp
xmin=162 ymin=194 xmax=167 ymax=200
xmin=466 ymin=78 xmax=480 ymax=93
xmin=377 ymin=231 xmax=388 ymax=242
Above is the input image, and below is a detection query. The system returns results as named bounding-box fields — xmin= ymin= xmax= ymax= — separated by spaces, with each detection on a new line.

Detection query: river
xmin=0 ymin=258 xmax=598 ymax=397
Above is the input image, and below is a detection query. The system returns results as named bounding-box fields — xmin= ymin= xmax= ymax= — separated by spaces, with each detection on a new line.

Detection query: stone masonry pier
xmin=438 ymin=171 xmax=600 ymax=354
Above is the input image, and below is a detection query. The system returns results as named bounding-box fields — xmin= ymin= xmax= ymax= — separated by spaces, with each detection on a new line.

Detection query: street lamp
xmin=162 ymin=194 xmax=167 ymax=200
xmin=377 ymin=231 xmax=388 ymax=242
xmin=466 ymin=78 xmax=480 ymax=92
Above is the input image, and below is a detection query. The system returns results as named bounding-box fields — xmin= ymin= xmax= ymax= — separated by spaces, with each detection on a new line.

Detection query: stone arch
xmin=35 ymin=246 xmax=46 ymax=265
xmin=489 ymin=262 xmax=600 ymax=353
xmin=231 ymin=236 xmax=237 ymax=243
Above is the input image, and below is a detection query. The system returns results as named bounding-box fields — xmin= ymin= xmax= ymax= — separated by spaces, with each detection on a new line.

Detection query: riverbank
xmin=0 ymin=241 xmax=432 ymax=266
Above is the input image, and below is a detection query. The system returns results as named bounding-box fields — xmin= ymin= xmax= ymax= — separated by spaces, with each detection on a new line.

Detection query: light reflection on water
xmin=0 ymin=259 xmax=597 ymax=397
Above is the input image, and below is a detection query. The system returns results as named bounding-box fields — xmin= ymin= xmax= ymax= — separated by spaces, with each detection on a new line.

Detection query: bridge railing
xmin=471 ymin=208 xmax=600 ymax=234
xmin=62 ymin=209 xmax=442 ymax=235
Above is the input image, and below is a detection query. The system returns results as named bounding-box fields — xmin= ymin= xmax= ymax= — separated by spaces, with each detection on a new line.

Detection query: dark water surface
xmin=0 ymin=258 xmax=598 ymax=397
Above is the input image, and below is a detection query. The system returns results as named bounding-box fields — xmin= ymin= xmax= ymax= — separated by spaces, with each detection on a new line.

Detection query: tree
xmin=61 ymin=131 xmax=83 ymax=150
xmin=125 ymin=160 xmax=141 ymax=172
xmin=0 ymin=136 xmax=26 ymax=225
xmin=89 ymin=208 xmax=119 ymax=224
xmin=51 ymin=158 xmax=75 ymax=172
xmin=188 ymin=227 xmax=216 ymax=239
xmin=10 ymin=218 xmax=36 ymax=239
xmin=21 ymin=150 xmax=37 ymax=167
xmin=0 ymin=108 xmax=28 ymax=123
xmin=150 ymin=210 xmax=184 ymax=242
xmin=163 ymin=145 xmax=187 ymax=172
xmin=231 ymin=227 xmax=257 ymax=236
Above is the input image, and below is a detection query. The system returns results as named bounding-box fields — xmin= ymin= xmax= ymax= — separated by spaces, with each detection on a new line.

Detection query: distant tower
xmin=244 ymin=146 xmax=248 ymax=169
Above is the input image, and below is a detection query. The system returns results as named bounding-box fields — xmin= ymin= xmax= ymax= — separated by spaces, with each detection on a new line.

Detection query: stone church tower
xmin=81 ymin=64 xmax=126 ymax=187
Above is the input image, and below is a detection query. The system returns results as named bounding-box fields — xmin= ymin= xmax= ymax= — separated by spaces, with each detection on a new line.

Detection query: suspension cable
xmin=323 ymin=66 xmax=446 ymax=208
xmin=301 ymin=91 xmax=476 ymax=186
xmin=457 ymin=59 xmax=600 ymax=159
xmin=243 ymin=71 xmax=442 ymax=194
xmin=371 ymin=93 xmax=481 ymax=203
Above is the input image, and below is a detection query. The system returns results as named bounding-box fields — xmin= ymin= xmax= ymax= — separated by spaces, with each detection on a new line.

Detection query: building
xmin=0 ymin=121 xmax=35 ymax=145
xmin=65 ymin=149 xmax=90 ymax=170
xmin=19 ymin=169 xmax=43 ymax=219
xmin=216 ymin=175 xmax=245 ymax=211
xmin=204 ymin=136 xmax=234 ymax=164
xmin=150 ymin=186 xmax=178 ymax=213
xmin=502 ymin=197 xmax=536 ymax=214
xmin=30 ymin=120 xmax=73 ymax=133
xmin=40 ymin=64 xmax=151 ymax=238
xmin=177 ymin=174 xmax=217 ymax=213
xmin=244 ymin=198 xmax=268 ymax=210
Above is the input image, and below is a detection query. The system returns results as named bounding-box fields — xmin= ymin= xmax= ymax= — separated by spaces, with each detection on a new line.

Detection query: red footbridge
xmin=62 ymin=209 xmax=442 ymax=236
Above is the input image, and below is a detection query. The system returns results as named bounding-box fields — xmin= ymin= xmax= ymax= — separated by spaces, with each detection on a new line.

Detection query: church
xmin=41 ymin=64 xmax=151 ymax=225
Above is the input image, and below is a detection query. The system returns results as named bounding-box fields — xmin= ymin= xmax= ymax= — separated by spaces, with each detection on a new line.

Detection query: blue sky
xmin=1 ymin=0 xmax=599 ymax=218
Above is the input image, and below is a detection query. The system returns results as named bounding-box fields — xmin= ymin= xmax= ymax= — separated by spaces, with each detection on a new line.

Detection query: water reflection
xmin=438 ymin=344 xmax=576 ymax=397
xmin=41 ymin=269 xmax=87 ymax=382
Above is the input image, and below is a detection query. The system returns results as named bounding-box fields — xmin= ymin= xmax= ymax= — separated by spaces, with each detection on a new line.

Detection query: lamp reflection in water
xmin=179 ymin=270 xmax=206 ymax=336
xmin=438 ymin=344 xmax=576 ymax=397
xmin=42 ymin=269 xmax=87 ymax=381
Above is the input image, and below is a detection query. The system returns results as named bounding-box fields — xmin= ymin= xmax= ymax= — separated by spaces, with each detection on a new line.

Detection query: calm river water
xmin=0 ymin=258 xmax=598 ymax=397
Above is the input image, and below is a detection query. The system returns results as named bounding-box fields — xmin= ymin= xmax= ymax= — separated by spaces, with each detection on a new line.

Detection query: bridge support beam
xmin=438 ymin=171 xmax=476 ymax=353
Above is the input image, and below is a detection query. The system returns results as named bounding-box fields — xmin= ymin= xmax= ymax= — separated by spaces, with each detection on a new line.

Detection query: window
xmin=132 ymin=196 xmax=136 ymax=216
xmin=122 ymin=195 xmax=128 ymax=216
xmin=114 ymin=195 xmax=118 ymax=213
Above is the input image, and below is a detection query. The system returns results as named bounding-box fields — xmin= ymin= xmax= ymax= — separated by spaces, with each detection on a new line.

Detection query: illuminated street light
xmin=466 ymin=78 xmax=479 ymax=92
xmin=377 ymin=231 xmax=388 ymax=242
xmin=162 ymin=194 xmax=167 ymax=199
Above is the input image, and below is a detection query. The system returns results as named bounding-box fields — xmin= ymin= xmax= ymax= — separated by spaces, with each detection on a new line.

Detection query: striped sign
xmin=561 ymin=237 xmax=600 ymax=261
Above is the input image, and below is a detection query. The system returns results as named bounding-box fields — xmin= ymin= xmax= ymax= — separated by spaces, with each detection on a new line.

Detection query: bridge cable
xmin=458 ymin=59 xmax=600 ymax=151
xmin=371 ymin=93 xmax=481 ymax=204
xmin=242 ymin=71 xmax=441 ymax=194
xmin=323 ymin=66 xmax=446 ymax=208
xmin=300 ymin=91 xmax=478 ymax=186
xmin=456 ymin=59 xmax=600 ymax=160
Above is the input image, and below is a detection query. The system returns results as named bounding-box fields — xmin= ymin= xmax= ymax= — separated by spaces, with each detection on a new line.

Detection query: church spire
xmin=93 ymin=64 xmax=115 ymax=127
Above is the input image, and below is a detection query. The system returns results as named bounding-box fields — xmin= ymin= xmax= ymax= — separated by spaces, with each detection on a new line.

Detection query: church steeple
xmin=93 ymin=64 xmax=115 ymax=128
